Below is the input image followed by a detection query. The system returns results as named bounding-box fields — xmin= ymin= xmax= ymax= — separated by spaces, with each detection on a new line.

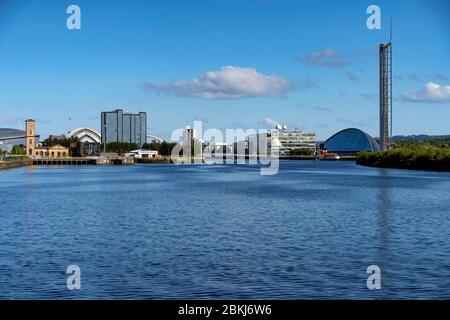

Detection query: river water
xmin=1 ymin=161 xmax=449 ymax=299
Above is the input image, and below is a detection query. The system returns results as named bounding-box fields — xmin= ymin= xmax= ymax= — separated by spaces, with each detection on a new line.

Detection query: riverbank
xmin=0 ymin=159 xmax=33 ymax=171
xmin=356 ymin=147 xmax=450 ymax=171
xmin=135 ymin=157 xmax=172 ymax=164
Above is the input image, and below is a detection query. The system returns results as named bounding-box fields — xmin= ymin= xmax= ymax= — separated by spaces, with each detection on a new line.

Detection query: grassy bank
xmin=0 ymin=156 xmax=27 ymax=161
xmin=0 ymin=159 xmax=32 ymax=171
xmin=357 ymin=146 xmax=450 ymax=171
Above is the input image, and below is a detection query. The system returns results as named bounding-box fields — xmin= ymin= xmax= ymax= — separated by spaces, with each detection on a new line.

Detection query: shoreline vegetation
xmin=357 ymin=146 xmax=450 ymax=171
xmin=0 ymin=159 xmax=32 ymax=171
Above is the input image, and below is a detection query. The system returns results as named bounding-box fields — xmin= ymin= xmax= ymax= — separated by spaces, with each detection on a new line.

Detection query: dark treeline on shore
xmin=357 ymin=145 xmax=450 ymax=171
xmin=395 ymin=137 xmax=450 ymax=149
xmin=102 ymin=142 xmax=139 ymax=155
xmin=142 ymin=142 xmax=177 ymax=156
xmin=43 ymin=136 xmax=80 ymax=148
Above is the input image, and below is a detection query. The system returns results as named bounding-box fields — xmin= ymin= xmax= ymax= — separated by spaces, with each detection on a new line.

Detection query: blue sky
xmin=0 ymin=0 xmax=449 ymax=141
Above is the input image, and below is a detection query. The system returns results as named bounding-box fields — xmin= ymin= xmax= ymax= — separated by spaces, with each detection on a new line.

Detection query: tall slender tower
xmin=25 ymin=119 xmax=36 ymax=157
xmin=379 ymin=20 xmax=393 ymax=151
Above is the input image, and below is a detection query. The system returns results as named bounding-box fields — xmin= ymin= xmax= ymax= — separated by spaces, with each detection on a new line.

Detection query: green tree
xmin=394 ymin=137 xmax=450 ymax=149
xmin=102 ymin=142 xmax=139 ymax=155
xmin=142 ymin=141 xmax=177 ymax=156
xmin=11 ymin=145 xmax=26 ymax=155
xmin=357 ymin=146 xmax=450 ymax=171
xmin=43 ymin=136 xmax=80 ymax=148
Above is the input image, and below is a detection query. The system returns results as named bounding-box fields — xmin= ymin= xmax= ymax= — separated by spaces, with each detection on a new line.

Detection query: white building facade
xmin=125 ymin=149 xmax=159 ymax=158
xmin=248 ymin=130 xmax=316 ymax=156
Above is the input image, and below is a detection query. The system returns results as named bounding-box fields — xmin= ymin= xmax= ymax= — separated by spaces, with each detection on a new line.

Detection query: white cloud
xmin=403 ymin=82 xmax=450 ymax=103
xmin=263 ymin=117 xmax=282 ymax=127
xmin=144 ymin=66 xmax=293 ymax=99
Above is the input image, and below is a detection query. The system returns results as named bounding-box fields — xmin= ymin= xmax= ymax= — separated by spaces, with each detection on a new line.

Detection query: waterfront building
xmin=322 ymin=128 xmax=380 ymax=155
xmin=125 ymin=149 xmax=159 ymax=159
xmin=22 ymin=120 xmax=70 ymax=158
xmin=79 ymin=142 xmax=101 ymax=157
xmin=63 ymin=128 xmax=102 ymax=156
xmin=34 ymin=145 xmax=70 ymax=158
xmin=25 ymin=119 xmax=36 ymax=157
xmin=101 ymin=109 xmax=147 ymax=147
xmin=182 ymin=126 xmax=203 ymax=157
xmin=184 ymin=126 xmax=196 ymax=144
xmin=248 ymin=128 xmax=316 ymax=156
xmin=67 ymin=127 xmax=101 ymax=143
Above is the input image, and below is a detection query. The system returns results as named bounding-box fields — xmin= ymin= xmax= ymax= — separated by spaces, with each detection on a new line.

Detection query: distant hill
xmin=392 ymin=134 xmax=450 ymax=142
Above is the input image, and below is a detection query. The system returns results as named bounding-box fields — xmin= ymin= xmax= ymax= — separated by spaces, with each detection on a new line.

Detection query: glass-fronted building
xmin=101 ymin=109 xmax=147 ymax=146
xmin=323 ymin=128 xmax=380 ymax=155
xmin=248 ymin=130 xmax=316 ymax=156
xmin=80 ymin=142 xmax=101 ymax=157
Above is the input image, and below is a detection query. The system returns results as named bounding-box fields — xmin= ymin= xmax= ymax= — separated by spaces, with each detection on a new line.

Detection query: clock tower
xmin=25 ymin=119 xmax=36 ymax=157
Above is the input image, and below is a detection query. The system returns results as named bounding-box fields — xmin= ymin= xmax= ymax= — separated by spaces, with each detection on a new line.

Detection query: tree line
xmin=357 ymin=145 xmax=450 ymax=171
xmin=142 ymin=142 xmax=178 ymax=156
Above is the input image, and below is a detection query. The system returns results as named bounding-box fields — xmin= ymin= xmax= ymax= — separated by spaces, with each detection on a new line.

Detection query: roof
xmin=146 ymin=134 xmax=164 ymax=143
xmin=66 ymin=127 xmax=101 ymax=143
xmin=36 ymin=144 xmax=69 ymax=150
xmin=323 ymin=128 xmax=380 ymax=153
xmin=129 ymin=149 xmax=158 ymax=153
xmin=0 ymin=128 xmax=27 ymax=140
xmin=0 ymin=128 xmax=25 ymax=136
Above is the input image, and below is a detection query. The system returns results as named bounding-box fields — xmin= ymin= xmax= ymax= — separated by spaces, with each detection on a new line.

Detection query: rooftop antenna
xmin=389 ymin=16 xmax=392 ymax=43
